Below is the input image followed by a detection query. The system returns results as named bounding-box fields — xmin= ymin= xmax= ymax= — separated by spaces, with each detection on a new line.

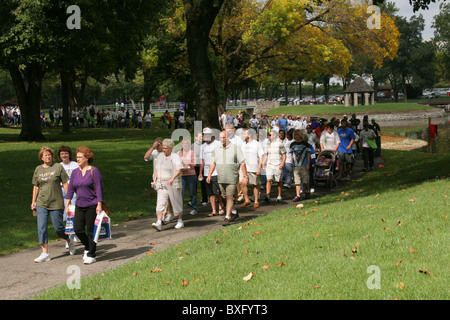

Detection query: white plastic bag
xmin=64 ymin=205 xmax=76 ymax=235
xmin=93 ymin=211 xmax=112 ymax=243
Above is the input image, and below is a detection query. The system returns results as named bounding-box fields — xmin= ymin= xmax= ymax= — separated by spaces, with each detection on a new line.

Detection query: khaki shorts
xmin=293 ymin=166 xmax=309 ymax=185
xmin=219 ymin=183 xmax=237 ymax=197
xmin=338 ymin=152 xmax=354 ymax=163
xmin=266 ymin=166 xmax=282 ymax=182
xmin=239 ymin=171 xmax=259 ymax=186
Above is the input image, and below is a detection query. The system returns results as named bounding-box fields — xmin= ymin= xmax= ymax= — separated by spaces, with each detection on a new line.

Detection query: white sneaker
xmin=65 ymin=240 xmax=70 ymax=249
xmin=276 ymin=195 xmax=282 ymax=202
xmin=152 ymin=221 xmax=162 ymax=231
xmin=310 ymin=188 xmax=315 ymax=193
xmin=189 ymin=209 xmax=197 ymax=215
xmin=34 ymin=252 xmax=51 ymax=263
xmin=163 ymin=214 xmax=173 ymax=223
xmin=174 ymin=221 xmax=184 ymax=229
xmin=84 ymin=257 xmax=96 ymax=264
xmin=68 ymin=240 xmax=76 ymax=255
xmin=83 ymin=250 xmax=88 ymax=261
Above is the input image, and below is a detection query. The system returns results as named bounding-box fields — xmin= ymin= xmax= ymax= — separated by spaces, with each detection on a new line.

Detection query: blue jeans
xmin=36 ymin=207 xmax=68 ymax=244
xmin=182 ymin=174 xmax=197 ymax=210
xmin=283 ymin=162 xmax=293 ymax=185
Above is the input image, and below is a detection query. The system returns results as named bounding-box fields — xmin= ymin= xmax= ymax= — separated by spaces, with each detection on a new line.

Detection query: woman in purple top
xmin=65 ymin=146 xmax=104 ymax=264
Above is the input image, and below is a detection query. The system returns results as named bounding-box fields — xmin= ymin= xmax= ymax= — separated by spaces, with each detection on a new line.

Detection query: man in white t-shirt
xmin=199 ymin=128 xmax=224 ymax=216
xmin=240 ymin=128 xmax=265 ymax=208
xmin=262 ymin=128 xmax=286 ymax=202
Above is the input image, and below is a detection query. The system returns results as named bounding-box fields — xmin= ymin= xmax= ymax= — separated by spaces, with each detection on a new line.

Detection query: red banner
xmin=429 ymin=124 xmax=438 ymax=139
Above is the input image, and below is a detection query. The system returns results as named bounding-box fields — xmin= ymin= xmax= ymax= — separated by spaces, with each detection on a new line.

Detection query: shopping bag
xmin=367 ymin=138 xmax=378 ymax=150
xmin=93 ymin=211 xmax=112 ymax=243
xmin=64 ymin=205 xmax=76 ymax=235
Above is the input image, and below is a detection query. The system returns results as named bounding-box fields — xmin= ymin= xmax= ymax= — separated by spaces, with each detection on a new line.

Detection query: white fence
xmin=93 ymin=101 xmax=254 ymax=114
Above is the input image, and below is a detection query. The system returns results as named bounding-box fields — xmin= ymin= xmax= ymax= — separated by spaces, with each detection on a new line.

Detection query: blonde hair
xmin=38 ymin=146 xmax=55 ymax=162
xmin=162 ymin=139 xmax=175 ymax=149
xmin=293 ymin=129 xmax=306 ymax=142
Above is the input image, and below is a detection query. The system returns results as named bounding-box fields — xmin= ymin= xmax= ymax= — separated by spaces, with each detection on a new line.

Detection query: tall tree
xmin=182 ymin=0 xmax=224 ymax=128
xmin=432 ymin=2 xmax=450 ymax=85
xmin=209 ymin=0 xmax=399 ymax=110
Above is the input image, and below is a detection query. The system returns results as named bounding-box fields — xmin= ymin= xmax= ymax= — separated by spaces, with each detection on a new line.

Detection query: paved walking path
xmin=0 ymin=156 xmax=383 ymax=300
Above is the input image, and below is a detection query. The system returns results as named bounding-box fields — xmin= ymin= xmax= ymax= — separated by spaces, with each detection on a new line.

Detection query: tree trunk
xmin=183 ymin=0 xmax=224 ymax=129
xmin=9 ymin=63 xmax=45 ymax=141
xmin=143 ymin=69 xmax=157 ymax=114
xmin=60 ymin=72 xmax=76 ymax=134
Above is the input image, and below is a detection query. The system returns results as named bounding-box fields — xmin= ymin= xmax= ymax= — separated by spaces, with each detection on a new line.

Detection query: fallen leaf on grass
xmin=396 ymin=282 xmax=405 ymax=290
xmin=151 ymin=267 xmax=162 ymax=273
xmin=394 ymin=260 xmax=403 ymax=266
xmin=262 ymin=265 xmax=270 ymax=270
xmin=418 ymin=270 xmax=434 ymax=276
xmin=132 ymin=272 xmax=138 ymax=276
xmin=252 ymin=231 xmax=263 ymax=236
xmin=182 ymin=280 xmax=189 ymax=287
xmin=147 ymin=252 xmax=154 ymax=256
xmin=277 ymin=262 xmax=286 ymax=267
xmin=313 ymin=285 xmax=321 ymax=289
xmin=409 ymin=248 xmax=415 ymax=253
xmin=243 ymin=272 xmax=255 ymax=281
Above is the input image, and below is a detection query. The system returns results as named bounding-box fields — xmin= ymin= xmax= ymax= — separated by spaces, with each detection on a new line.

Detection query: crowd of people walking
xmin=144 ymin=111 xmax=381 ymax=231
xmin=28 ymin=109 xmax=381 ymax=264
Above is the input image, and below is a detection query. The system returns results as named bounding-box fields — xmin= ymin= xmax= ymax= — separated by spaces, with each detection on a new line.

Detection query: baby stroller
xmin=314 ymin=150 xmax=337 ymax=188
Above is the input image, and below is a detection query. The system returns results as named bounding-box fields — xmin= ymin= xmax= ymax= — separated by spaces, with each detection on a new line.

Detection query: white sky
xmin=395 ymin=0 xmax=443 ymax=40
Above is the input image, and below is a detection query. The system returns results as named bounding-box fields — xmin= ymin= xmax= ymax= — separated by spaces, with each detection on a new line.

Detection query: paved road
xmin=0 ymin=156 xmax=382 ymax=300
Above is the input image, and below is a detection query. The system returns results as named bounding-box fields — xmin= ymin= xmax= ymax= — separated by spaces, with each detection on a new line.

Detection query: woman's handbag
xmin=90 ymin=167 xmax=110 ymax=215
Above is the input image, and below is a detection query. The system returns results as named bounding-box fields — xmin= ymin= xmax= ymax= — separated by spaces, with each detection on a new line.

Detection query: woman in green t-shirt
xmin=31 ymin=147 xmax=73 ymax=263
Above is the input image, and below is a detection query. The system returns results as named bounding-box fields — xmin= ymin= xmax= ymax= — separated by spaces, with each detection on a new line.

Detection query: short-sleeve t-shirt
xmin=265 ymin=138 xmax=286 ymax=167
xmin=290 ymin=141 xmax=310 ymax=167
xmin=32 ymin=163 xmax=69 ymax=210
xmin=212 ymin=143 xmax=245 ymax=185
xmin=337 ymin=127 xmax=356 ymax=154
xmin=277 ymin=118 xmax=288 ymax=131
xmin=201 ymin=140 xmax=221 ymax=176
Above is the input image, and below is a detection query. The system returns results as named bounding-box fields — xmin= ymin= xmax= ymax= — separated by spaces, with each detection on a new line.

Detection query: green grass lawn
xmin=33 ymin=148 xmax=449 ymax=300
xmin=266 ymin=102 xmax=437 ymax=117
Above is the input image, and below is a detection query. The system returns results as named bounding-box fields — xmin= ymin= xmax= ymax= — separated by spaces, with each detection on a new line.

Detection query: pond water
xmin=379 ymin=115 xmax=450 ymax=154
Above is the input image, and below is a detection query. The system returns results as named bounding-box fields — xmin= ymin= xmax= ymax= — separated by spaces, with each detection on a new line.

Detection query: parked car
xmin=427 ymin=92 xmax=440 ymax=99
xmin=316 ymin=96 xmax=326 ymax=104
xmin=301 ymin=96 xmax=313 ymax=103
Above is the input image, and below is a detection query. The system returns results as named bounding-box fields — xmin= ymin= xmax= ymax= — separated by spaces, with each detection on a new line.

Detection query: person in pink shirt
xmin=179 ymin=139 xmax=198 ymax=215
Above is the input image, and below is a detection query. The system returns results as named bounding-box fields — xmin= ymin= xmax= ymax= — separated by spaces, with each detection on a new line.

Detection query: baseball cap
xmin=203 ymin=127 xmax=212 ymax=134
